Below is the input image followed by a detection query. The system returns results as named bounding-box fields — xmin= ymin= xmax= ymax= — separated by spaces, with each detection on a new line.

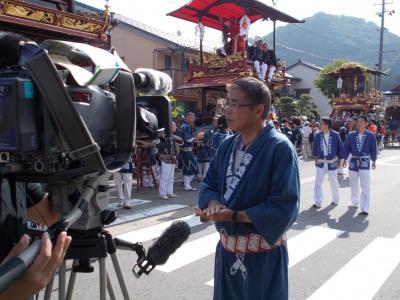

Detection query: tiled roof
xmin=287 ymin=59 xmax=322 ymax=71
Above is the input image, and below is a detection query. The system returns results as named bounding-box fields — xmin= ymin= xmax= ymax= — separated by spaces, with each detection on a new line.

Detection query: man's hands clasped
xmin=193 ymin=202 xmax=233 ymax=222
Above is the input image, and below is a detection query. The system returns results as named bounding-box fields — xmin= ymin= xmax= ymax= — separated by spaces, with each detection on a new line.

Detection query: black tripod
xmin=43 ymin=228 xmax=145 ymax=300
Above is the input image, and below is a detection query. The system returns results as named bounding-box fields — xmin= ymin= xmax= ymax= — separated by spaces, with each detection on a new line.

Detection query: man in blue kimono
xmin=194 ymin=77 xmax=300 ymax=300
xmin=312 ymin=117 xmax=343 ymax=208
xmin=204 ymin=115 xmax=232 ymax=160
xmin=177 ymin=112 xmax=199 ymax=191
xmin=343 ymin=116 xmax=377 ymax=215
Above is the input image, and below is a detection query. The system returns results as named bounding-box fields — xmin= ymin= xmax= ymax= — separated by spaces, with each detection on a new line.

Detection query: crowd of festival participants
xmin=114 ymin=106 xmax=382 ymax=217
xmin=112 ymin=112 xmax=233 ymax=208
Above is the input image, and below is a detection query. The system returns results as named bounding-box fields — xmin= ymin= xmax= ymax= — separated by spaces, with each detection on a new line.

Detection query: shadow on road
xmin=292 ymin=205 xmax=369 ymax=237
xmin=337 ymin=175 xmax=350 ymax=188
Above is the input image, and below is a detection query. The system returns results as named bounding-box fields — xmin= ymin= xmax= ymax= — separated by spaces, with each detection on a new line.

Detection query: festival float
xmin=326 ymin=62 xmax=386 ymax=129
xmin=0 ymin=0 xmax=112 ymax=47
xmin=166 ymin=0 xmax=304 ymax=120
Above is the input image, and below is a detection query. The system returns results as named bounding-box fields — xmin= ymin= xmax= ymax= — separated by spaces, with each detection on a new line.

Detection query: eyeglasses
xmin=223 ymin=99 xmax=256 ymax=109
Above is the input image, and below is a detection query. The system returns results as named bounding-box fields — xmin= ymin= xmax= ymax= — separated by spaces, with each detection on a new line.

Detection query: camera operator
xmin=0 ymin=32 xmax=71 ymax=299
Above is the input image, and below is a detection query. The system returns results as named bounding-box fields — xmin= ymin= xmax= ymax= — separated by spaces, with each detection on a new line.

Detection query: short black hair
xmin=282 ymin=118 xmax=289 ymax=123
xmin=0 ymin=32 xmax=29 ymax=69
xmin=358 ymin=115 xmax=368 ymax=123
xmin=321 ymin=117 xmax=332 ymax=128
xmin=292 ymin=117 xmax=301 ymax=127
xmin=217 ymin=115 xmax=228 ymax=129
xmin=226 ymin=77 xmax=271 ymax=119
xmin=273 ymin=120 xmax=280 ymax=126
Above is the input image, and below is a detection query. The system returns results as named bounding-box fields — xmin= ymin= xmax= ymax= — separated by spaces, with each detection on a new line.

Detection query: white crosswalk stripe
xmin=307 ymin=234 xmax=400 ymax=300
xmin=206 ymin=226 xmax=344 ymax=287
xmin=116 ymin=215 xmax=400 ymax=297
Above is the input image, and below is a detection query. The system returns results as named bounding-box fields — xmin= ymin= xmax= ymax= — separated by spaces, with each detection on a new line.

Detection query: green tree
xmin=297 ymin=94 xmax=320 ymax=120
xmin=274 ymin=96 xmax=298 ymax=120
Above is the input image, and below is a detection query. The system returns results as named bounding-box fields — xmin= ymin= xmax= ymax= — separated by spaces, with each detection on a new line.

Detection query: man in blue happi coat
xmin=194 ymin=77 xmax=300 ymax=300
xmin=312 ymin=117 xmax=343 ymax=208
xmin=177 ymin=112 xmax=199 ymax=191
xmin=343 ymin=115 xmax=377 ymax=215
xmin=204 ymin=115 xmax=232 ymax=161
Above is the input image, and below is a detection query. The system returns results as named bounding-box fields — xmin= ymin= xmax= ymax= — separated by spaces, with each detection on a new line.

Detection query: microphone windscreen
xmin=134 ymin=68 xmax=172 ymax=96
xmin=147 ymin=221 xmax=191 ymax=265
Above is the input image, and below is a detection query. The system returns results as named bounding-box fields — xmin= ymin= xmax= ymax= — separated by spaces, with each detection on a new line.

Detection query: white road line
xmin=156 ymin=232 xmax=220 ymax=273
xmin=379 ymin=162 xmax=400 ymax=167
xmin=301 ymin=176 xmax=315 ymax=184
xmin=206 ymin=226 xmax=344 ymax=287
xmin=108 ymin=199 xmax=151 ymax=210
xmin=116 ymin=215 xmax=203 ymax=243
xmin=109 ymin=204 xmax=187 ymax=226
xmin=288 ymin=227 xmax=345 ymax=268
xmin=307 ymin=236 xmax=400 ymax=300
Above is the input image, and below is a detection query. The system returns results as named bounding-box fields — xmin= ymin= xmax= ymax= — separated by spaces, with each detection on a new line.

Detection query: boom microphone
xmin=133 ymin=220 xmax=191 ymax=277
xmin=134 ymin=68 xmax=172 ymax=96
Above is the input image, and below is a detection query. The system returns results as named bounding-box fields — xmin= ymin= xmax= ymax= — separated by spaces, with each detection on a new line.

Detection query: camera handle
xmin=0 ymin=172 xmax=110 ymax=294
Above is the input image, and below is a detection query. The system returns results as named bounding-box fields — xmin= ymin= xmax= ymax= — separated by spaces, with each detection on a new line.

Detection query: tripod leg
xmin=66 ymin=260 xmax=78 ymax=300
xmin=99 ymin=258 xmax=107 ymax=300
xmin=106 ymin=272 xmax=117 ymax=300
xmin=59 ymin=261 xmax=67 ymax=300
xmin=110 ymin=252 xmax=131 ymax=300
xmin=43 ymin=275 xmax=55 ymax=300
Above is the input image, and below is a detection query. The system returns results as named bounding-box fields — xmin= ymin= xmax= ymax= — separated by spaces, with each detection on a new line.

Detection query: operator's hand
xmin=0 ymin=232 xmax=71 ymax=300
xmin=372 ymin=161 xmax=376 ymax=170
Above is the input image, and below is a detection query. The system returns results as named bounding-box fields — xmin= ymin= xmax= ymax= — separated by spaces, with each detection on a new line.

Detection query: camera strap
xmin=24 ymin=50 xmax=135 ymax=172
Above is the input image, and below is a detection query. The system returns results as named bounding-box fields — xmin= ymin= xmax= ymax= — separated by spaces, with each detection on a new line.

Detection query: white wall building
xmin=284 ymin=59 xmax=332 ymax=116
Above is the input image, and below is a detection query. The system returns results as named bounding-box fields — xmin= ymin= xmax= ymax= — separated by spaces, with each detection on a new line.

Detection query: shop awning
xmin=167 ymin=0 xmax=303 ymax=31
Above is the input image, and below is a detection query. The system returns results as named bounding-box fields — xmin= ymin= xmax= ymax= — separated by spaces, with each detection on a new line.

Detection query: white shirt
xmin=302 ymin=126 xmax=312 ymax=138
xmin=323 ymin=133 xmax=330 ymax=156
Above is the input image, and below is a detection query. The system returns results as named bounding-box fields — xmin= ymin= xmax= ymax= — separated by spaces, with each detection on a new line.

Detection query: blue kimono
xmin=312 ymin=130 xmax=343 ymax=170
xmin=177 ymin=120 xmax=198 ymax=175
xmin=344 ymin=130 xmax=377 ymax=171
xmin=198 ymin=122 xmax=300 ymax=300
xmin=204 ymin=128 xmax=232 ymax=159
xmin=194 ymin=138 xmax=212 ymax=163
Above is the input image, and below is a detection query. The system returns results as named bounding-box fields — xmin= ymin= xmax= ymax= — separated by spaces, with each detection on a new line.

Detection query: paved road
xmin=45 ymin=149 xmax=400 ymax=300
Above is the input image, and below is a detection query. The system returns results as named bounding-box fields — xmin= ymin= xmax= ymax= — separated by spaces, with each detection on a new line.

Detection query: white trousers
xmin=349 ymin=170 xmax=371 ymax=212
xmin=253 ymin=61 xmax=268 ymax=80
xmin=198 ymin=162 xmax=210 ymax=179
xmin=114 ymin=172 xmax=133 ymax=201
xmin=313 ymin=165 xmax=340 ymax=205
xmin=159 ymin=162 xmax=175 ymax=197
xmin=184 ymin=175 xmax=195 ymax=190
xmin=268 ymin=65 xmax=276 ymax=80
xmin=302 ymin=137 xmax=312 ymax=158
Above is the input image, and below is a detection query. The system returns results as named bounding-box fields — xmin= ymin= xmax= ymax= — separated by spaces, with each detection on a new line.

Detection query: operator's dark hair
xmin=226 ymin=77 xmax=271 ymax=119
xmin=0 ymin=32 xmax=30 ymax=69
xmin=321 ymin=117 xmax=332 ymax=129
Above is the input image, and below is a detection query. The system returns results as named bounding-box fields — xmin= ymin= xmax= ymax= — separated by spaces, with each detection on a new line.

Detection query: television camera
xmin=0 ymin=37 xmax=190 ymax=299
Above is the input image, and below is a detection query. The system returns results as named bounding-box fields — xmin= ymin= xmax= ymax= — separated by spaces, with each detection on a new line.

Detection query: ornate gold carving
xmin=192 ymin=71 xmax=205 ymax=78
xmin=62 ymin=16 xmax=103 ymax=33
xmin=5 ymin=3 xmax=55 ymax=24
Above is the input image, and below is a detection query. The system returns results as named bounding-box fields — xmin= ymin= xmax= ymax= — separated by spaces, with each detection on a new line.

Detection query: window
xmin=165 ymin=55 xmax=172 ymax=69
xmin=295 ymin=88 xmax=311 ymax=98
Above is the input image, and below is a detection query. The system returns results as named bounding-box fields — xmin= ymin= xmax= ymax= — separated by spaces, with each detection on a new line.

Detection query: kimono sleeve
xmin=335 ymin=133 xmax=344 ymax=159
xmin=198 ymin=147 xmax=222 ymax=209
xmin=312 ymin=134 xmax=318 ymax=157
xmin=370 ymin=134 xmax=377 ymax=161
xmin=343 ymin=134 xmax=352 ymax=160
xmin=245 ymin=141 xmax=300 ymax=245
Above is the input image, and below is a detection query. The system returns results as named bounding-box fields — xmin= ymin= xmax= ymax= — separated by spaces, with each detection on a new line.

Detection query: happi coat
xmin=198 ymin=122 xmax=300 ymax=300
xmin=343 ymin=130 xmax=377 ymax=171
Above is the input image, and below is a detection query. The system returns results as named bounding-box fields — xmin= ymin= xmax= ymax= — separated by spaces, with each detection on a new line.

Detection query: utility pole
xmin=375 ymin=0 xmax=395 ymax=92
xmin=377 ymin=0 xmax=385 ymax=92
